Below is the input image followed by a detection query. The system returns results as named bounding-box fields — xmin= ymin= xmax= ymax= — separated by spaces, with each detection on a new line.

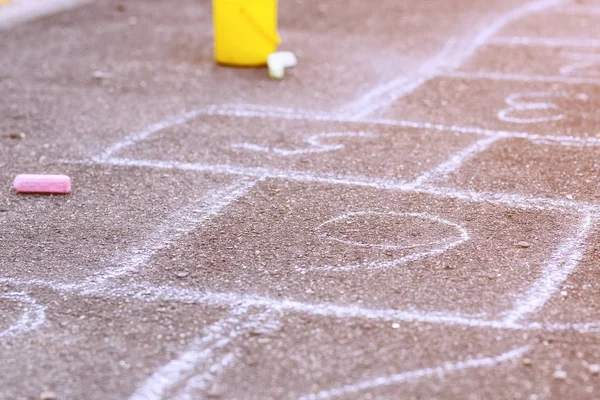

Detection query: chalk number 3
xmin=497 ymin=92 xmax=588 ymax=124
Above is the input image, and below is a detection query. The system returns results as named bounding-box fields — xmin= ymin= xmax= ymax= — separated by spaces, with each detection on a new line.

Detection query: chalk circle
xmin=317 ymin=211 xmax=467 ymax=250
xmin=307 ymin=211 xmax=469 ymax=272
xmin=0 ymin=292 xmax=46 ymax=338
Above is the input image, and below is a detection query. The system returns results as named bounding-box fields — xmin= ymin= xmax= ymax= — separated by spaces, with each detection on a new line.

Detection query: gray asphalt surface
xmin=2 ymin=1 xmax=600 ymax=399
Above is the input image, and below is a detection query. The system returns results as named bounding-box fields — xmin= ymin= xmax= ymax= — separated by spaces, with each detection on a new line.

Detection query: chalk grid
xmin=4 ymin=0 xmax=600 ymax=398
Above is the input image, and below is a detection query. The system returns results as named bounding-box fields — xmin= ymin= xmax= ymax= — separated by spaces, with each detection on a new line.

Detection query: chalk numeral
xmin=497 ymin=92 xmax=587 ymax=124
xmin=232 ymin=131 xmax=375 ymax=156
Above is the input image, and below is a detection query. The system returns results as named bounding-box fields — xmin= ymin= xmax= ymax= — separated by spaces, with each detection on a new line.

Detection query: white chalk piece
xmin=268 ymin=57 xmax=285 ymax=80
xmin=13 ymin=174 xmax=71 ymax=194
xmin=274 ymin=51 xmax=297 ymax=68
xmin=267 ymin=51 xmax=297 ymax=80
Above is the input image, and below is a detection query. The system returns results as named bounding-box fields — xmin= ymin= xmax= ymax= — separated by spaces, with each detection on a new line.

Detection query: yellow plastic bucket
xmin=213 ymin=0 xmax=281 ymax=66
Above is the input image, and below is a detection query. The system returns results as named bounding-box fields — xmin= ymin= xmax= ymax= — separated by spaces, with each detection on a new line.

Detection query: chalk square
xmin=194 ymin=313 xmax=530 ymax=400
xmin=374 ymin=76 xmax=600 ymax=137
xmin=134 ymin=179 xmax=579 ymax=318
xmin=111 ymin=114 xmax=480 ymax=183
xmin=437 ymin=137 xmax=600 ymax=203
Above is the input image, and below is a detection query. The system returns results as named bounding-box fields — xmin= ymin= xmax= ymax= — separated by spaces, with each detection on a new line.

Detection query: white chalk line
xmin=62 ymin=156 xmax=600 ymax=214
xmin=360 ymin=115 xmax=600 ymax=148
xmin=305 ymin=212 xmax=469 ymax=273
xmin=172 ymin=313 xmax=281 ymax=400
xmin=502 ymin=213 xmax=595 ymax=325
xmin=444 ymin=70 xmax=600 ymax=85
xmin=191 ymin=104 xmax=600 ymax=148
xmin=172 ymin=353 xmax=236 ymax=400
xmin=550 ymin=5 xmax=600 ymax=15
xmin=298 ymin=345 xmax=530 ymax=400
xmin=408 ymin=136 xmax=501 ymax=188
xmin=337 ymin=75 xmax=423 ymax=119
xmin=128 ymin=310 xmax=249 ymax=400
xmin=418 ymin=183 xmax=598 ymax=214
xmin=77 ymin=284 xmax=600 ymax=334
xmin=219 ymin=103 xmax=333 ymax=118
xmin=338 ymin=41 xmax=450 ymax=119
xmin=129 ymin=308 xmax=246 ymax=400
xmin=466 ymin=0 xmax=565 ymax=54
xmin=0 ymin=276 xmax=79 ymax=292
xmin=337 ymin=0 xmax=565 ymax=119
xmin=538 ymin=321 xmax=600 ymax=333
xmin=305 ymin=243 xmax=463 ymax=273
xmin=69 ymin=156 xmax=409 ymax=191
xmin=0 ymin=292 xmax=46 ymax=338
xmin=129 ymin=309 xmax=278 ymax=400
xmin=1 ymin=277 xmax=496 ymax=329
xmin=0 ymin=0 xmax=91 ymax=29
xmin=94 ymin=107 xmax=217 ymax=161
xmin=80 ymin=178 xmax=258 ymax=291
xmin=2 ymin=275 xmax=600 ymax=333
xmin=489 ymin=36 xmax=600 ymax=48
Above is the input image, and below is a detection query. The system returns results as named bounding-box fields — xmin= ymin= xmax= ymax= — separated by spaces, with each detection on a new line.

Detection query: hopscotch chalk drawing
xmin=305 ymin=211 xmax=469 ymax=272
xmin=8 ymin=0 xmax=600 ymax=398
xmin=497 ymin=91 xmax=588 ymax=124
xmin=231 ymin=131 xmax=376 ymax=156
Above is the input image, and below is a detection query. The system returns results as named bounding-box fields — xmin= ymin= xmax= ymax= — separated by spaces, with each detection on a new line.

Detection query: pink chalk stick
xmin=13 ymin=174 xmax=71 ymax=194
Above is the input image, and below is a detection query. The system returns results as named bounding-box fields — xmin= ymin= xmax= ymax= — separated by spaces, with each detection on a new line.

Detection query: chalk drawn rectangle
xmin=195 ymin=312 xmax=530 ymax=400
xmin=132 ymin=179 xmax=580 ymax=318
xmin=439 ymin=137 xmax=600 ymax=203
xmin=374 ymin=76 xmax=600 ymax=138
xmin=109 ymin=114 xmax=480 ymax=183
